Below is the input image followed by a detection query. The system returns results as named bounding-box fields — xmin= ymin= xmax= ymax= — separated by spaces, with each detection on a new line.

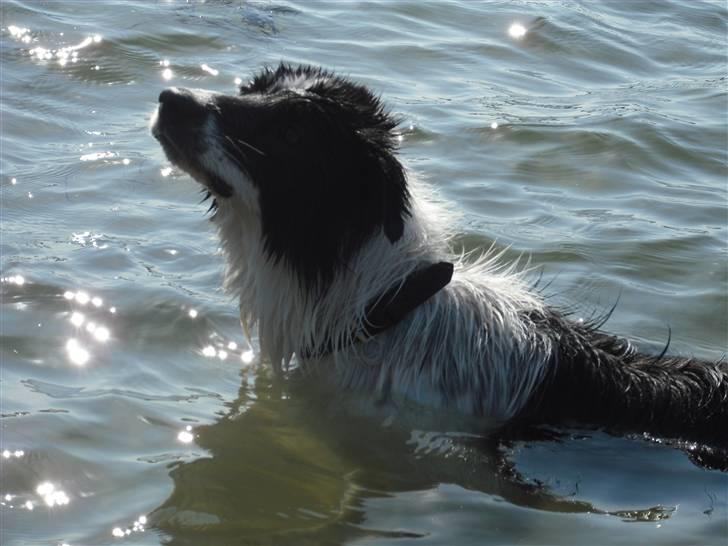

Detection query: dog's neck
xmin=213 ymin=191 xmax=451 ymax=369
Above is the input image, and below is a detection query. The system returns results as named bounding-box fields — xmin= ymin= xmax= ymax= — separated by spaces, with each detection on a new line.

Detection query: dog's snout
xmin=158 ymin=87 xmax=202 ymax=114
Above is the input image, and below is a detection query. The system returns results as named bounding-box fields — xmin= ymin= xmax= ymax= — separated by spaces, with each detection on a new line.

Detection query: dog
xmin=151 ymin=63 xmax=727 ymax=448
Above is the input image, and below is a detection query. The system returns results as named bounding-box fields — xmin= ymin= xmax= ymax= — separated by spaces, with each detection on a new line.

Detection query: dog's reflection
xmin=150 ymin=365 xmax=607 ymax=545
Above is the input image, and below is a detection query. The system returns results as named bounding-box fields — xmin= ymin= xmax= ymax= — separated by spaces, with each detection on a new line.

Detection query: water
xmin=1 ymin=0 xmax=726 ymax=544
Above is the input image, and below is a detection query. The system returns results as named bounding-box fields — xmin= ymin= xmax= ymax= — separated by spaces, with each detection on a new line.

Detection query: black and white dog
xmin=151 ymin=64 xmax=726 ymax=447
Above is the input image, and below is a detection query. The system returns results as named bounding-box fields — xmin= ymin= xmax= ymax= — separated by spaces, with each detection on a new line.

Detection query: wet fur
xmin=152 ymin=64 xmax=728 ymax=448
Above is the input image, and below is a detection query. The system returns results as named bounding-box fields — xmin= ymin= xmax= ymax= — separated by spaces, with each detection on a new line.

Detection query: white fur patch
xmin=211 ymin=166 xmax=553 ymax=423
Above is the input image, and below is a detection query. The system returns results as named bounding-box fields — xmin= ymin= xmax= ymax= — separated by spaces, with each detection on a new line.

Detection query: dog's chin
xmin=183 ymin=168 xmax=234 ymax=199
xmin=154 ymin=135 xmax=235 ymax=199
xmin=201 ymin=174 xmax=234 ymax=198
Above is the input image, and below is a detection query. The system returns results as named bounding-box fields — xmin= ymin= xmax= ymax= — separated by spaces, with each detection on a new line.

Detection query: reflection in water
xmin=150 ymin=369 xmax=609 ymax=544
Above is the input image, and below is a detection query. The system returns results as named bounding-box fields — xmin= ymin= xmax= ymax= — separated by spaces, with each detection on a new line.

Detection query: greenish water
xmin=1 ymin=1 xmax=726 ymax=544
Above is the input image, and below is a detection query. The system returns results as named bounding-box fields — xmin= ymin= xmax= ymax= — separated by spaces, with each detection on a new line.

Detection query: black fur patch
xmin=229 ymin=64 xmax=411 ymax=285
xmin=516 ymin=308 xmax=728 ymax=446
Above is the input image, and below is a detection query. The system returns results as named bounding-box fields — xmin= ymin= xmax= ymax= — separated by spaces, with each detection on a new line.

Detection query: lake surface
xmin=1 ymin=1 xmax=726 ymax=544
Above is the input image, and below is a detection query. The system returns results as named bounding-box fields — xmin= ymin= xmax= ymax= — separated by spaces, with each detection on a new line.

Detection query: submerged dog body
xmin=152 ymin=64 xmax=727 ymax=443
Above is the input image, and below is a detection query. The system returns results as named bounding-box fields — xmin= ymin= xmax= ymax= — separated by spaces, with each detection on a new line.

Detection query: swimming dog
xmin=151 ymin=63 xmax=726 ymax=446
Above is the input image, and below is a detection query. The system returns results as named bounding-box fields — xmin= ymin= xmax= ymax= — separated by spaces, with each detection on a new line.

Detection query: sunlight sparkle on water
xmin=80 ymin=151 xmax=116 ymax=162
xmin=178 ymin=426 xmax=194 ymax=443
xmin=36 ymin=482 xmax=70 ymax=507
xmin=160 ymin=166 xmax=173 ymax=177
xmin=188 ymin=309 xmax=198 ymax=318
xmin=491 ymin=121 xmax=499 ymax=129
xmin=2 ymin=449 xmax=24 ymax=460
xmin=508 ymin=23 xmax=527 ymax=39
xmin=28 ymin=32 xmax=102 ymax=66
xmin=93 ymin=326 xmax=110 ymax=342
xmin=66 ymin=338 xmax=90 ymax=366
xmin=162 ymin=68 xmax=173 ymax=80
xmin=241 ymin=349 xmax=255 ymax=364
xmin=3 ymin=274 xmax=25 ymax=285
xmin=201 ymin=63 xmax=219 ymax=76
xmin=70 ymin=312 xmax=85 ymax=327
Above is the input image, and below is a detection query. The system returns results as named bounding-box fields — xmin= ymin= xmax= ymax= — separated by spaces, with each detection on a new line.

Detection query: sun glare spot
xmin=177 ymin=428 xmax=194 ymax=443
xmin=162 ymin=68 xmax=173 ymax=80
xmin=188 ymin=309 xmax=198 ymax=318
xmin=93 ymin=326 xmax=110 ymax=342
xmin=200 ymin=63 xmax=219 ymax=76
xmin=70 ymin=312 xmax=85 ymax=327
xmin=490 ymin=121 xmax=499 ymax=129
xmin=35 ymin=481 xmax=70 ymax=507
xmin=508 ymin=23 xmax=527 ymax=39
xmin=66 ymin=338 xmax=90 ymax=366
xmin=241 ymin=349 xmax=255 ymax=364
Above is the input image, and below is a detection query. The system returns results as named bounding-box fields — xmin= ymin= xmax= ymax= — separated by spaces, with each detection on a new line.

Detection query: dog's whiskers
xmin=226 ymin=135 xmax=266 ymax=157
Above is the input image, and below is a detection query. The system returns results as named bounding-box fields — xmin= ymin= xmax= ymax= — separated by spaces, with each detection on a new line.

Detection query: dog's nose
xmin=158 ymin=87 xmax=199 ymax=111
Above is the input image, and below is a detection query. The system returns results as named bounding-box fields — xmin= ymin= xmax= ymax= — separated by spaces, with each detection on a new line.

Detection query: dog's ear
xmin=379 ymin=153 xmax=410 ymax=243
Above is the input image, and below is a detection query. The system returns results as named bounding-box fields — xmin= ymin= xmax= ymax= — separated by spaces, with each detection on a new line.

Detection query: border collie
xmin=151 ymin=64 xmax=727 ymax=447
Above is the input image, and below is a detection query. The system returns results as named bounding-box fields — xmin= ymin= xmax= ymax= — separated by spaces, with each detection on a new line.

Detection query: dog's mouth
xmin=151 ymin=88 xmax=234 ymax=198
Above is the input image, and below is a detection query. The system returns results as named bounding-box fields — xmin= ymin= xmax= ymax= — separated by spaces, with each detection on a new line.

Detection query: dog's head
xmin=151 ymin=63 xmax=410 ymax=284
